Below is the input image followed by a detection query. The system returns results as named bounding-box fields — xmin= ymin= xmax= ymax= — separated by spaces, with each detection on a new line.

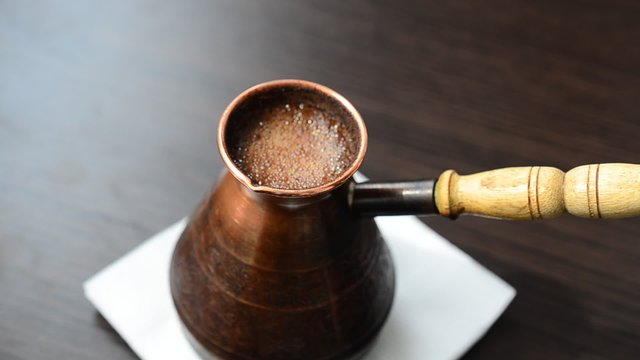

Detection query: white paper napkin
xmin=84 ymin=184 xmax=515 ymax=360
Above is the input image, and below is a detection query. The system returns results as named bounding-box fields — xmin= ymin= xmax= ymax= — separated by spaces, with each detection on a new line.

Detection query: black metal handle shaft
xmin=350 ymin=180 xmax=437 ymax=216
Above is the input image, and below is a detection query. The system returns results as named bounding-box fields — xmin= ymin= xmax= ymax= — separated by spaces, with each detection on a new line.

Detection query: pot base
xmin=179 ymin=302 xmax=392 ymax=360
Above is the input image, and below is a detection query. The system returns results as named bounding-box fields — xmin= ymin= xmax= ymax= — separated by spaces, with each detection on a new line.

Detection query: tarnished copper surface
xmin=170 ymin=173 xmax=395 ymax=359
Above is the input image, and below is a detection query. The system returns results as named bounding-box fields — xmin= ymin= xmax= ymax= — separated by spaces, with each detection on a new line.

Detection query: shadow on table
xmin=93 ymin=312 xmax=138 ymax=358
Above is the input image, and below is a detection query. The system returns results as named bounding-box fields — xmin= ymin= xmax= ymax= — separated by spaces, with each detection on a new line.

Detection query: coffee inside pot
xmin=224 ymin=87 xmax=361 ymax=190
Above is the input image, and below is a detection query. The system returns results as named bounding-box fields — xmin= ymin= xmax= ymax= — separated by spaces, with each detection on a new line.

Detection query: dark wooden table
xmin=2 ymin=1 xmax=639 ymax=359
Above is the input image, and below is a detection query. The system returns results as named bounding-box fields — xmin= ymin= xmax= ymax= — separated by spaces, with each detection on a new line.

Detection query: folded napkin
xmin=84 ymin=181 xmax=515 ymax=360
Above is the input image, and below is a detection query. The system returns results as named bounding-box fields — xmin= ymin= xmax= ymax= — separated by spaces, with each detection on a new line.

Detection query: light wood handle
xmin=564 ymin=163 xmax=640 ymax=219
xmin=435 ymin=163 xmax=640 ymax=220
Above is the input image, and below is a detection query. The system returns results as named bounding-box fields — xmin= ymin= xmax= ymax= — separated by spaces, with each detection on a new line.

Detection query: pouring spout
xmin=351 ymin=180 xmax=438 ymax=216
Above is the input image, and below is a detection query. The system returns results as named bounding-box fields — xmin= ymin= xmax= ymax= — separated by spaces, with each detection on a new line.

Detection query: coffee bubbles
xmin=231 ymin=103 xmax=357 ymax=190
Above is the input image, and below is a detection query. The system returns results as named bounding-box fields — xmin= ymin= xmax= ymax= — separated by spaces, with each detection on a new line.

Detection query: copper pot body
xmin=170 ymin=80 xmax=396 ymax=359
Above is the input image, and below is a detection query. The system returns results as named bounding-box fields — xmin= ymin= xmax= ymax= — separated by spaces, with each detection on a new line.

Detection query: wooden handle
xmin=564 ymin=164 xmax=640 ymax=219
xmin=435 ymin=163 xmax=640 ymax=220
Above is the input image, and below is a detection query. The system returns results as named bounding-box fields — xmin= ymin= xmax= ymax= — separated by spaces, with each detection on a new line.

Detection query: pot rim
xmin=217 ymin=79 xmax=368 ymax=197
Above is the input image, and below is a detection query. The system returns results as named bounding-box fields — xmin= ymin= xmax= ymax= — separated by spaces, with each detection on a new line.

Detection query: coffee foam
xmin=230 ymin=103 xmax=358 ymax=190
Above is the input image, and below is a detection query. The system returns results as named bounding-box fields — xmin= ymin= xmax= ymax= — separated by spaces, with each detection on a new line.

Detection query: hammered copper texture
xmin=170 ymin=173 xmax=395 ymax=360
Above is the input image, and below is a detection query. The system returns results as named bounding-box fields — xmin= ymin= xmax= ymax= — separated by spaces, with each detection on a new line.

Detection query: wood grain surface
xmin=1 ymin=1 xmax=639 ymax=359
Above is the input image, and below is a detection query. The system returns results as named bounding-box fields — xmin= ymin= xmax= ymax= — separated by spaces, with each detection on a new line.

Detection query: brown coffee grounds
xmin=232 ymin=103 xmax=357 ymax=190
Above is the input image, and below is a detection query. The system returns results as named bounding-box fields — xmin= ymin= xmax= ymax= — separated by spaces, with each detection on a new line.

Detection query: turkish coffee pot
xmin=170 ymin=80 xmax=640 ymax=360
